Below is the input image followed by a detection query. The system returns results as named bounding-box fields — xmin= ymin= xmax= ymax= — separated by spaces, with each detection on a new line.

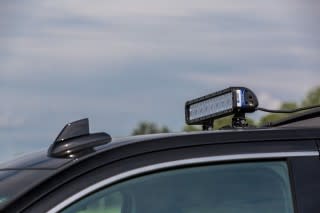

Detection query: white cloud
xmin=1 ymin=0 xmax=319 ymax=81
xmin=0 ymin=112 xmax=25 ymax=129
xmin=182 ymin=70 xmax=320 ymax=101
xmin=2 ymin=26 xmax=318 ymax=82
xmin=38 ymin=0 xmax=303 ymax=20
xmin=257 ymin=92 xmax=282 ymax=109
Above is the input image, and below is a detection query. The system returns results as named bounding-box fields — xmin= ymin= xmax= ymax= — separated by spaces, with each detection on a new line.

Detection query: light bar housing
xmin=185 ymin=87 xmax=258 ymax=125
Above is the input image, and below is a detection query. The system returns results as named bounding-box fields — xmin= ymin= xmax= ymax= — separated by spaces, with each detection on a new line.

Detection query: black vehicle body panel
xmin=3 ymin=127 xmax=320 ymax=170
xmin=18 ymin=142 xmax=320 ymax=212
xmin=1 ymin=127 xmax=320 ymax=212
xmin=0 ymin=151 xmax=71 ymax=170
xmin=289 ymin=157 xmax=320 ymax=213
xmin=0 ymin=170 xmax=54 ymax=209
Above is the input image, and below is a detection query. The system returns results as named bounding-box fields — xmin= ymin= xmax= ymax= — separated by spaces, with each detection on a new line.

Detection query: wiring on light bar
xmin=257 ymin=105 xmax=320 ymax=114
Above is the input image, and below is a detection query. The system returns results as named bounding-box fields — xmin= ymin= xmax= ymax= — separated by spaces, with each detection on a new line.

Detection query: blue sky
xmin=0 ymin=0 xmax=319 ymax=161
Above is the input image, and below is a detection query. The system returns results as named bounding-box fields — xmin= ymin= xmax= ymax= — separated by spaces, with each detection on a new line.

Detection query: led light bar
xmin=185 ymin=87 xmax=258 ymax=125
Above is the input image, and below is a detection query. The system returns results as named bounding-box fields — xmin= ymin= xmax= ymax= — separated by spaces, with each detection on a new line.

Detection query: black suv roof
xmin=0 ymin=108 xmax=320 ymax=211
xmin=2 ymin=108 xmax=320 ymax=171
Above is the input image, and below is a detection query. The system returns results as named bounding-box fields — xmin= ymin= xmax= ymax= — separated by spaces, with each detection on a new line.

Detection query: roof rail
xmin=263 ymin=108 xmax=320 ymax=128
xmin=48 ymin=118 xmax=111 ymax=158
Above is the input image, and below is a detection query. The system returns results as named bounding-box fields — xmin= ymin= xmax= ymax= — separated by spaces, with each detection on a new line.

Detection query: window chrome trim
xmin=48 ymin=151 xmax=318 ymax=213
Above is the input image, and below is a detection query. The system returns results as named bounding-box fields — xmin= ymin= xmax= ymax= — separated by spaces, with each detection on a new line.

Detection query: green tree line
xmin=132 ymin=86 xmax=320 ymax=135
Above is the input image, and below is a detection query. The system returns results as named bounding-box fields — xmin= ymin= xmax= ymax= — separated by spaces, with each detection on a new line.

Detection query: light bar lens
xmin=185 ymin=87 xmax=259 ymax=126
xmin=189 ymin=92 xmax=233 ymax=121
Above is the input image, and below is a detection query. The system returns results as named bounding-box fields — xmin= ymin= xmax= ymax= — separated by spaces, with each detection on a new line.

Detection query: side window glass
xmin=64 ymin=192 xmax=122 ymax=213
xmin=62 ymin=161 xmax=294 ymax=213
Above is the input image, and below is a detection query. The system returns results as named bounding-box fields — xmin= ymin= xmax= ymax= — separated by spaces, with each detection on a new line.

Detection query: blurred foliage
xmin=183 ymin=125 xmax=201 ymax=132
xmin=302 ymin=86 xmax=320 ymax=106
xmin=281 ymin=102 xmax=299 ymax=110
xmin=132 ymin=121 xmax=170 ymax=135
xmin=259 ymin=102 xmax=298 ymax=126
xmin=259 ymin=86 xmax=320 ymax=125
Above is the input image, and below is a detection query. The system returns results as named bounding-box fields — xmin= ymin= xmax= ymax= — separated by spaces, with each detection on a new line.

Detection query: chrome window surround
xmin=48 ymin=151 xmax=318 ymax=213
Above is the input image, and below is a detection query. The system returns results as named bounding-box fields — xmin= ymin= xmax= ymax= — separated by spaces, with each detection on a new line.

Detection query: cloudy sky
xmin=0 ymin=0 xmax=319 ymax=161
